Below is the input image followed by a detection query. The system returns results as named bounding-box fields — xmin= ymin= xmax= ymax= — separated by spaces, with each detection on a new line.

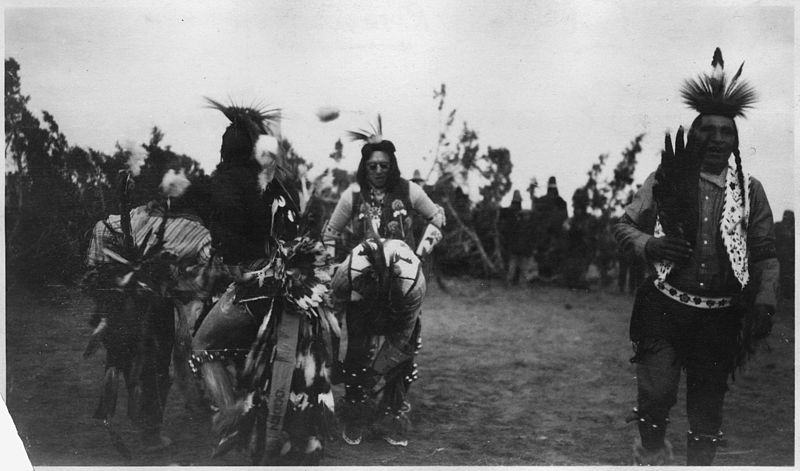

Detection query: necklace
xmin=369 ymin=187 xmax=386 ymax=204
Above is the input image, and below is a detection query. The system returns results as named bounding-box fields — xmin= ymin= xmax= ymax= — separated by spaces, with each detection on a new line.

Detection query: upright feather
xmin=347 ymin=114 xmax=384 ymax=143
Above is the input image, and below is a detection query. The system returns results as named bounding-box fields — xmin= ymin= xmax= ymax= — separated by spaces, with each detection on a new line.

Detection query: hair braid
xmin=733 ymin=147 xmax=748 ymax=231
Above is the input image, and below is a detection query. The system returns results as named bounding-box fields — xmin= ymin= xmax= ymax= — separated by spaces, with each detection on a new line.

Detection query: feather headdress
xmin=680 ymin=48 xmax=757 ymax=118
xmin=347 ymin=114 xmax=384 ymax=143
xmin=205 ymin=97 xmax=282 ymax=140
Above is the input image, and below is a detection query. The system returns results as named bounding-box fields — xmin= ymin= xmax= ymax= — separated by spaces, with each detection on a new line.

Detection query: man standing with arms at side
xmin=534 ymin=176 xmax=567 ymax=281
xmin=614 ymin=48 xmax=779 ymax=466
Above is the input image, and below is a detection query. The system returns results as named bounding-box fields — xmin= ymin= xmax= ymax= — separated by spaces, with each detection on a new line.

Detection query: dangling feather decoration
xmin=680 ymin=48 xmax=757 ymax=118
xmin=205 ymin=97 xmax=282 ymax=139
xmin=347 ymin=114 xmax=383 ymax=143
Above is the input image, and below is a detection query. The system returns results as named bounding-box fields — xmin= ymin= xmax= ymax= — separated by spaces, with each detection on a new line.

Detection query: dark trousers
xmin=630 ymin=283 xmax=739 ymax=446
xmin=636 ymin=338 xmax=730 ymax=436
xmin=137 ymin=296 xmax=175 ymax=430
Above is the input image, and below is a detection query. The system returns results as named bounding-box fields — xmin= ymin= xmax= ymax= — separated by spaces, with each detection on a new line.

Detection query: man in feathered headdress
xmin=614 ymin=48 xmax=779 ymax=465
xmin=191 ymin=99 xmax=337 ymax=465
xmin=323 ymin=116 xmax=445 ymax=447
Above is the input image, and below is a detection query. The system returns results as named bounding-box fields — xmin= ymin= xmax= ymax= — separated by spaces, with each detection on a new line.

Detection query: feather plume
xmin=680 ymin=48 xmax=757 ymax=118
xmin=347 ymin=114 xmax=383 ymax=143
xmin=711 ymin=47 xmax=724 ymax=68
xmin=711 ymin=47 xmax=724 ymax=83
xmin=160 ymin=169 xmax=191 ymax=198
xmin=121 ymin=141 xmax=146 ymax=177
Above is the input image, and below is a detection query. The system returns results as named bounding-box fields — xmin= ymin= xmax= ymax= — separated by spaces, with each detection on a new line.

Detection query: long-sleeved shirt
xmin=614 ymin=169 xmax=779 ymax=307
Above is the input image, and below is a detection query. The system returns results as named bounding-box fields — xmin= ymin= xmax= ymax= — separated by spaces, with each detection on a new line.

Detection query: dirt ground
xmin=5 ymin=278 xmax=794 ymax=467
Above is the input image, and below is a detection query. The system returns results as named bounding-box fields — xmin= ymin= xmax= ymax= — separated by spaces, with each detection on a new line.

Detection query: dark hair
xmin=169 ymin=180 xmax=212 ymax=225
xmin=355 ymin=140 xmax=402 ymax=191
xmin=220 ymin=123 xmax=256 ymax=165
xmin=689 ymin=114 xmax=747 ymax=230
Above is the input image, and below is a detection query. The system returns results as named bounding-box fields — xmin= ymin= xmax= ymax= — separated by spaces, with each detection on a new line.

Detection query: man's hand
xmin=752 ymin=304 xmax=774 ymax=340
xmin=645 ymin=236 xmax=693 ymax=264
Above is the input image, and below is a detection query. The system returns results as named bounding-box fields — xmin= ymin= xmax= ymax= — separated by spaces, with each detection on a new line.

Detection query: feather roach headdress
xmin=680 ymin=48 xmax=757 ymax=118
xmin=205 ymin=97 xmax=281 ymax=138
xmin=206 ymin=97 xmax=282 ymax=164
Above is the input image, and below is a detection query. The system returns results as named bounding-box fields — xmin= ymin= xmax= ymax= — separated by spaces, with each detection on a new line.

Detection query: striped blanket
xmin=87 ymin=203 xmax=211 ymax=268
xmin=86 ymin=202 xmax=214 ymax=299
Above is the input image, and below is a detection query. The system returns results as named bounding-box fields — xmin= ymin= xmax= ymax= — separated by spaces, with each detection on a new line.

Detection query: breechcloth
xmin=630 ymin=281 xmax=740 ymax=444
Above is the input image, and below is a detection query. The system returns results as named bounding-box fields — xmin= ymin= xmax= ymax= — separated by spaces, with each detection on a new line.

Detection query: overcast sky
xmin=4 ymin=0 xmax=795 ymax=215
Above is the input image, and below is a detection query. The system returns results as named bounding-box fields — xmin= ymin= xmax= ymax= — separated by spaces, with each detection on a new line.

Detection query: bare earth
xmin=5 ymin=278 xmax=794 ymax=466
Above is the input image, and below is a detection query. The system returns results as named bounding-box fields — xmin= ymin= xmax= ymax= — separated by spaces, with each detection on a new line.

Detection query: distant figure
xmin=775 ymin=210 xmax=794 ymax=299
xmin=561 ymin=189 xmax=595 ymax=289
xmin=502 ymin=190 xmax=535 ymax=285
xmin=411 ymin=168 xmax=426 ymax=186
xmin=526 ymin=177 xmax=539 ymax=207
xmin=534 ymin=176 xmax=568 ymax=280
xmin=524 ymin=178 xmax=542 ymax=281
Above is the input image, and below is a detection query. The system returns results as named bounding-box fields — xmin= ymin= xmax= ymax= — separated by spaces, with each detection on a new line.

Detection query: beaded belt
xmin=653 ymin=279 xmax=734 ymax=309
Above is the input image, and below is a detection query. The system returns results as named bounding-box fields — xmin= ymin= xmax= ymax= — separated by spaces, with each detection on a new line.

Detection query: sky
xmin=3 ymin=0 xmax=796 ymax=216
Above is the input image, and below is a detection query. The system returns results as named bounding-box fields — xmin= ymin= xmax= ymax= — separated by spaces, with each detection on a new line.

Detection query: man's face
xmin=366 ymin=151 xmax=392 ymax=189
xmin=695 ymin=115 xmax=737 ymax=169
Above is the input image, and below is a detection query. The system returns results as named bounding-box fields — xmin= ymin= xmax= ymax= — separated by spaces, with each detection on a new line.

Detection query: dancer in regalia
xmin=190 ymin=99 xmax=337 ymax=465
xmin=322 ymin=117 xmax=445 ymax=446
xmin=615 ymin=48 xmax=779 ymax=466
xmin=84 ymin=169 xmax=212 ymax=453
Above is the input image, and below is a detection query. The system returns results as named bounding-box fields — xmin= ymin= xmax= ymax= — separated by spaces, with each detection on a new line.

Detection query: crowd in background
xmin=496 ymin=177 xmax=795 ymax=299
